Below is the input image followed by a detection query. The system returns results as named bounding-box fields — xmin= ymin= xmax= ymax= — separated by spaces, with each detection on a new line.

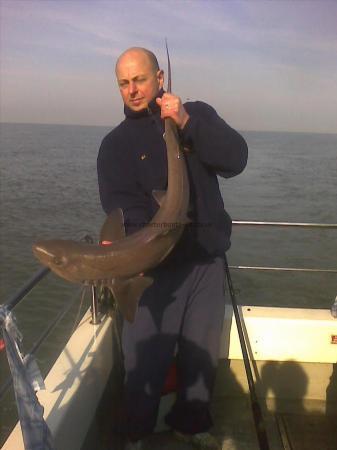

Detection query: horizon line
xmin=1 ymin=121 xmax=337 ymax=136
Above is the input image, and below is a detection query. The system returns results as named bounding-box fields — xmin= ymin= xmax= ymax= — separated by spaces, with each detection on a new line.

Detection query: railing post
xmin=90 ymin=286 xmax=101 ymax=325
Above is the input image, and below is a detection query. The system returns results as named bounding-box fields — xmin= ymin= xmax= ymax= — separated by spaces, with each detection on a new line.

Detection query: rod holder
xmin=90 ymin=286 xmax=101 ymax=325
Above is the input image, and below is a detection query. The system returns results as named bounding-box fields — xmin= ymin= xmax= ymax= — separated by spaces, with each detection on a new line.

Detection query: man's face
xmin=116 ymin=51 xmax=164 ymax=111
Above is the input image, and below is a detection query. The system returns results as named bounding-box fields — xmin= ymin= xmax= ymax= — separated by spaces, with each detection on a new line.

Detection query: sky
xmin=1 ymin=0 xmax=337 ymax=133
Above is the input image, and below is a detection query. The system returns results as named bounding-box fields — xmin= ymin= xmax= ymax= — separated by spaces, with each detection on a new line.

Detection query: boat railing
xmin=0 ymin=234 xmax=104 ymax=402
xmin=226 ymin=220 xmax=337 ymax=450
xmin=0 ymin=221 xmax=336 ymax=402
xmin=230 ymin=220 xmax=337 ymax=274
xmin=233 ymin=221 xmax=337 ymax=228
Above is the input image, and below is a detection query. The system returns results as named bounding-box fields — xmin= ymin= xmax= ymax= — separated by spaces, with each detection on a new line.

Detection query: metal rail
xmin=233 ymin=220 xmax=337 ymax=229
xmin=226 ymin=220 xmax=337 ymax=449
xmin=1 ymin=222 xmax=335 ymax=407
xmin=90 ymin=285 xmax=101 ymax=325
xmin=0 ymin=235 xmax=100 ymax=400
xmin=5 ymin=266 xmax=50 ymax=312
xmin=229 ymin=265 xmax=337 ymax=273
xmin=0 ymin=288 xmax=83 ymax=400
xmin=231 ymin=220 xmax=337 ymax=274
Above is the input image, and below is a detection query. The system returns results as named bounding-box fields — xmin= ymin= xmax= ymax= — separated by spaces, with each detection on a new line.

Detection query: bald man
xmin=97 ymin=47 xmax=248 ymax=450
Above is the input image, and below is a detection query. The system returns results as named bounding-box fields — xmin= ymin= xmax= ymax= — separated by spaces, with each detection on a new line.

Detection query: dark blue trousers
xmin=121 ymin=257 xmax=226 ymax=439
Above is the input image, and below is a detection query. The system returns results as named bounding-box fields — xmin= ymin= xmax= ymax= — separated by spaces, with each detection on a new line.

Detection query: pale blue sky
xmin=1 ymin=0 xmax=337 ymax=132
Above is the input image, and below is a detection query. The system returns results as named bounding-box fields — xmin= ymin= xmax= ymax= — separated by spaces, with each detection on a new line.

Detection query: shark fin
xmin=100 ymin=208 xmax=126 ymax=243
xmin=109 ymin=275 xmax=153 ymax=323
xmin=152 ymin=190 xmax=167 ymax=207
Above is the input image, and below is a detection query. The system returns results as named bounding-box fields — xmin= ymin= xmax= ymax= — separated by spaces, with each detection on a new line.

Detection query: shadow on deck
xmin=82 ymin=316 xmax=337 ymax=450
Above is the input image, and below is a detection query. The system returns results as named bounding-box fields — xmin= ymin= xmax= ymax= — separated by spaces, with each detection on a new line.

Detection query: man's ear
xmin=157 ymin=69 xmax=164 ymax=89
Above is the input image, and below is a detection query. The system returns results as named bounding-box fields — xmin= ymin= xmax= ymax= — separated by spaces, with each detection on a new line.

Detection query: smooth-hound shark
xmin=32 ymin=48 xmax=190 ymax=322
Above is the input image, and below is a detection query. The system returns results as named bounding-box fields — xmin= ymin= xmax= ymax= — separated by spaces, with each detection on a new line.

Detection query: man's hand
xmin=156 ymin=93 xmax=190 ymax=130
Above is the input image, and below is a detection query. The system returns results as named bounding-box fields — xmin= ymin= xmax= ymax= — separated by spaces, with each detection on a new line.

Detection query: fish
xmin=32 ymin=47 xmax=190 ymax=322
xmin=33 ymin=119 xmax=189 ymax=322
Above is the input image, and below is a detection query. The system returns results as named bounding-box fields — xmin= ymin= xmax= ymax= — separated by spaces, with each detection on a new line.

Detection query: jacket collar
xmin=124 ymin=88 xmax=164 ymax=118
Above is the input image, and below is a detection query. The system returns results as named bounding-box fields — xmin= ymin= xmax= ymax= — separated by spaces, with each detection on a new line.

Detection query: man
xmin=97 ymin=47 xmax=248 ymax=450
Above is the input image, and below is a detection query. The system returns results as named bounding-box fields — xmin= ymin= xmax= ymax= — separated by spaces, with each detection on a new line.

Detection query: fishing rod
xmin=165 ymin=38 xmax=172 ymax=93
xmin=224 ymin=255 xmax=270 ymax=450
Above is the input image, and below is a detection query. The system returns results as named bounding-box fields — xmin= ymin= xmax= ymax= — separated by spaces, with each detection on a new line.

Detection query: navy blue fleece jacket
xmin=97 ymin=91 xmax=248 ymax=263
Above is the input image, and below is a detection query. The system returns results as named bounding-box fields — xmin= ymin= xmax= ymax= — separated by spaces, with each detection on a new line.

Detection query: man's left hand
xmin=156 ymin=93 xmax=190 ymax=130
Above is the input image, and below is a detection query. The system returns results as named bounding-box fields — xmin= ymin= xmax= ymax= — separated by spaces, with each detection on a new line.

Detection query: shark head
xmin=32 ymin=239 xmax=87 ymax=283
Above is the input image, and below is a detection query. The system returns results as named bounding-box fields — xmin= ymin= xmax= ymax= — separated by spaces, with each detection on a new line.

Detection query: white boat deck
xmin=3 ymin=306 xmax=337 ymax=450
xmin=80 ymin=305 xmax=337 ymax=450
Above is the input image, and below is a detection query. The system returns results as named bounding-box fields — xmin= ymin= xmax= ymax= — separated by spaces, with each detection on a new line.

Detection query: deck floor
xmin=276 ymin=412 xmax=337 ymax=450
xmin=82 ymin=386 xmax=337 ymax=450
xmin=81 ymin=315 xmax=337 ymax=450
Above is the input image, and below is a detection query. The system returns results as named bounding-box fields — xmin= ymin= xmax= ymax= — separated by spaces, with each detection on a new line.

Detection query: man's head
xmin=115 ymin=47 xmax=164 ymax=111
